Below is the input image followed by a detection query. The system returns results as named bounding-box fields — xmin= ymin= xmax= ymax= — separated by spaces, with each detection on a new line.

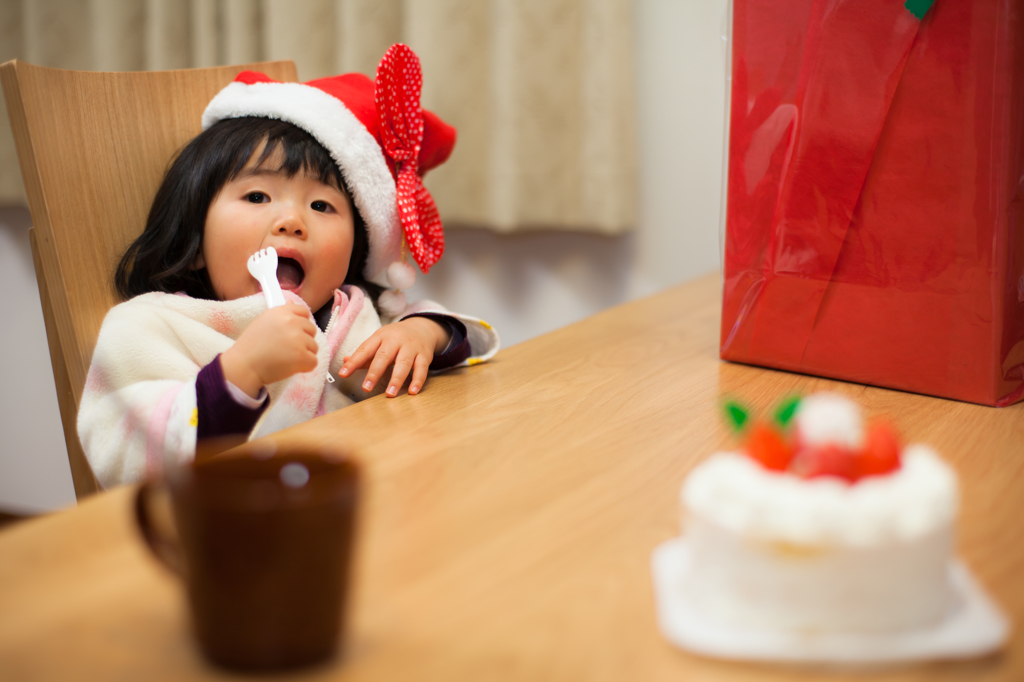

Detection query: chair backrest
xmin=1 ymin=60 xmax=299 ymax=499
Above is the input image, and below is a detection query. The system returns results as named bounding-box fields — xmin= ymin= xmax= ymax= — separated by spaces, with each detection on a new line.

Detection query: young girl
xmin=78 ymin=45 xmax=499 ymax=488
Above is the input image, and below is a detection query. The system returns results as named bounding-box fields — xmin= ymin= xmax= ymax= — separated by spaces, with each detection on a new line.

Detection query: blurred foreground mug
xmin=135 ymin=450 xmax=359 ymax=670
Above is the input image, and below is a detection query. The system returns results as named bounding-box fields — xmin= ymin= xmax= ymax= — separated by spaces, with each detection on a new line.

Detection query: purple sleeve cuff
xmin=196 ymin=355 xmax=268 ymax=440
xmin=405 ymin=313 xmax=471 ymax=370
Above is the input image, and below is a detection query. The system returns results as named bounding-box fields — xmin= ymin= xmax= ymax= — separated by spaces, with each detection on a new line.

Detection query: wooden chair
xmin=0 ymin=60 xmax=299 ymax=500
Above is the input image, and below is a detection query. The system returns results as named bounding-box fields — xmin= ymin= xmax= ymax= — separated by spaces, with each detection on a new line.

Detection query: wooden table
xmin=1 ymin=273 xmax=1022 ymax=681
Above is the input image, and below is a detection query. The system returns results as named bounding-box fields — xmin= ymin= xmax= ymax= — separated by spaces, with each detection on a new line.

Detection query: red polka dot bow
xmin=375 ymin=44 xmax=444 ymax=274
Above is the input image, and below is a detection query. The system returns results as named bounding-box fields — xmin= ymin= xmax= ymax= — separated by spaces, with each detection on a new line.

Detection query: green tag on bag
xmin=905 ymin=0 xmax=935 ymax=20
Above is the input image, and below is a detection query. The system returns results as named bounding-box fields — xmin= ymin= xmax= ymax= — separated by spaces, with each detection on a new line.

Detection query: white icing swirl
xmin=681 ymin=445 xmax=958 ymax=547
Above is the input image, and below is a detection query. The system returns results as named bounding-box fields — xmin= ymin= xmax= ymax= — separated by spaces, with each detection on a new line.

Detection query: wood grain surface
xmin=0 ymin=273 xmax=1021 ymax=681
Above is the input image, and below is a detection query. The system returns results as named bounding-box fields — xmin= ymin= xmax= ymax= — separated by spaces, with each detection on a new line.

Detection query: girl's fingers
xmin=386 ymin=349 xmax=417 ymax=397
xmin=299 ymin=351 xmax=318 ymax=373
xmin=287 ymin=303 xmax=315 ymax=333
xmin=363 ymin=344 xmax=397 ymax=392
xmin=348 ymin=341 xmax=376 ymax=366
xmin=408 ymin=355 xmax=430 ymax=395
xmin=340 ymin=337 xmax=380 ymax=377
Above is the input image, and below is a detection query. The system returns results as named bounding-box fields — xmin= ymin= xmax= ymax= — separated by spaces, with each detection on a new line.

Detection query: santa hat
xmin=201 ymin=44 xmax=455 ymax=314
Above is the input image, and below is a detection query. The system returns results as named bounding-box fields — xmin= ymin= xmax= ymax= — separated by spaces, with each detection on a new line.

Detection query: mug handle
xmin=134 ymin=481 xmax=185 ymax=577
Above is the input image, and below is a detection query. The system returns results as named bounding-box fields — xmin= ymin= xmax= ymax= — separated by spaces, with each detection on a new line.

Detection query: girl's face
xmin=197 ymin=147 xmax=354 ymax=312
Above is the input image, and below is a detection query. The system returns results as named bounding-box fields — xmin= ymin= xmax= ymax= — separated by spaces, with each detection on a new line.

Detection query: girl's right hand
xmin=219 ymin=303 xmax=319 ymax=398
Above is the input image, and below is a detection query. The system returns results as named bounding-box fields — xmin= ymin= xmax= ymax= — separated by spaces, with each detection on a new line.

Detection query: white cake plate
xmin=651 ymin=537 xmax=1009 ymax=664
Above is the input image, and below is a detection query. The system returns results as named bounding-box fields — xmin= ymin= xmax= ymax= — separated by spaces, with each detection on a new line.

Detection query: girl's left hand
xmin=339 ymin=317 xmax=451 ymax=397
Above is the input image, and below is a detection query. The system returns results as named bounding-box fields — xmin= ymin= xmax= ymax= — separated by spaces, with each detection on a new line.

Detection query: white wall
xmin=0 ymin=207 xmax=76 ymax=513
xmin=632 ymin=0 xmax=729 ymax=295
xmin=0 ymin=0 xmax=728 ymax=513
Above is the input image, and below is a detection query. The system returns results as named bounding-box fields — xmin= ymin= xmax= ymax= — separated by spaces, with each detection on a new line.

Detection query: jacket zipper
xmin=322 ymin=303 xmax=342 ymax=384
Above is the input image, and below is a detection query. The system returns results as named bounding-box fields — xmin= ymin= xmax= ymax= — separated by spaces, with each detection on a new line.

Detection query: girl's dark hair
xmin=115 ymin=117 xmax=383 ymax=311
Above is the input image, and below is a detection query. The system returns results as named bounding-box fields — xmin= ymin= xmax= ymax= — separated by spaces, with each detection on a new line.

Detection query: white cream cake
xmin=679 ymin=394 xmax=959 ymax=633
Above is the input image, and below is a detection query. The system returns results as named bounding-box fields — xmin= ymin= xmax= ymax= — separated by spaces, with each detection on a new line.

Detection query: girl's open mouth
xmin=276 ymin=257 xmax=305 ymax=290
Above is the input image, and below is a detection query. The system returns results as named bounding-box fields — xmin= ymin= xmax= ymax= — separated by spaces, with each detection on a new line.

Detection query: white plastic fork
xmin=247 ymin=247 xmax=287 ymax=308
xmin=247 ymin=246 xmax=336 ymax=384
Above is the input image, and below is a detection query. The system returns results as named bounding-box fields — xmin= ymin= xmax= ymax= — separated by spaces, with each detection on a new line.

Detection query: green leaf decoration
xmin=904 ymin=0 xmax=935 ymax=21
xmin=723 ymin=401 xmax=750 ymax=432
xmin=773 ymin=395 xmax=802 ymax=428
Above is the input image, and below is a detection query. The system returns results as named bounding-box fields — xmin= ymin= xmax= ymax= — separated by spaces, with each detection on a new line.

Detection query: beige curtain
xmin=0 ymin=0 xmax=635 ymax=234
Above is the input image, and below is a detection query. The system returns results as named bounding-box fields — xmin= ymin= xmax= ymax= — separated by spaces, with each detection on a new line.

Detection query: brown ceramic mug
xmin=135 ymin=450 xmax=359 ymax=670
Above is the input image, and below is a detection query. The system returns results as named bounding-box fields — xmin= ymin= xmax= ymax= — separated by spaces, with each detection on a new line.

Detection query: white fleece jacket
xmin=78 ymin=286 xmax=499 ymax=488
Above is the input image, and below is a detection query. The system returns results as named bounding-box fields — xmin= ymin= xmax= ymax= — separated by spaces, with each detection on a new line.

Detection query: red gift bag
xmin=720 ymin=0 xmax=1024 ymax=406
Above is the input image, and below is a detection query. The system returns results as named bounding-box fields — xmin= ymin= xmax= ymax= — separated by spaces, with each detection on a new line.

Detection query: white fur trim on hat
xmin=202 ymin=81 xmax=401 ymax=286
